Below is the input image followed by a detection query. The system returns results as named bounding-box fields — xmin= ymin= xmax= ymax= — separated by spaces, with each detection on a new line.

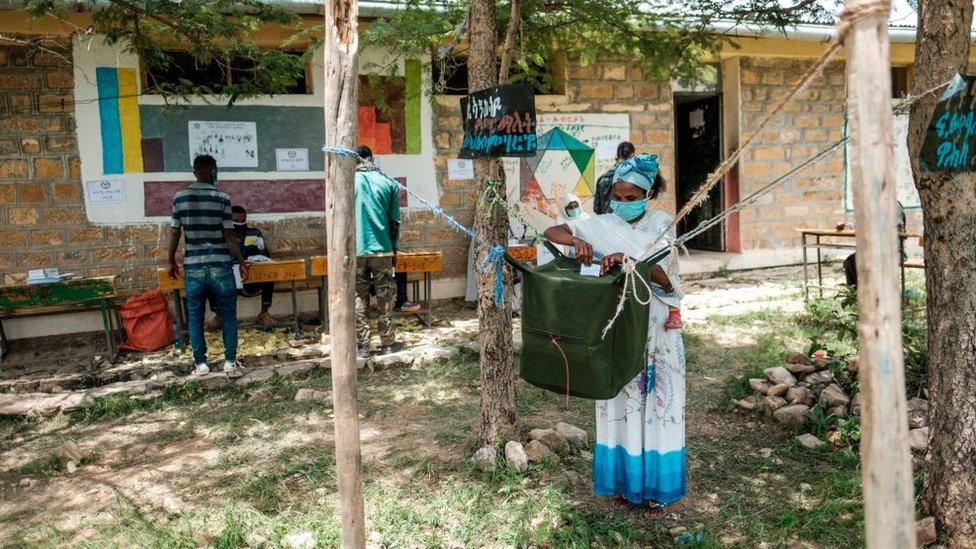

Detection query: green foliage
xmin=363 ymin=0 xmax=829 ymax=92
xmin=24 ymin=0 xmax=310 ymax=103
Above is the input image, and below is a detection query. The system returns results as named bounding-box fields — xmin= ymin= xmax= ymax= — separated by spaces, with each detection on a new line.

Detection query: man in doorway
xmin=207 ymin=205 xmax=275 ymax=329
xmin=354 ymin=145 xmax=402 ymax=358
xmin=593 ymin=141 xmax=636 ymax=214
xmin=168 ymin=154 xmax=249 ymax=375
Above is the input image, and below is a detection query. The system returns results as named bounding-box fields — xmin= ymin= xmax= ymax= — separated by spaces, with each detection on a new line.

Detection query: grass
xmin=1 ymin=295 xmax=879 ymax=548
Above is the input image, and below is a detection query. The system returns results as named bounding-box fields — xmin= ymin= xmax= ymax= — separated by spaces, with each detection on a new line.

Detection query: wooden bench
xmin=311 ymin=251 xmax=443 ymax=330
xmin=0 ymin=276 xmax=121 ymax=362
xmin=157 ymin=259 xmax=308 ymax=340
xmin=507 ymin=244 xmax=538 ymax=263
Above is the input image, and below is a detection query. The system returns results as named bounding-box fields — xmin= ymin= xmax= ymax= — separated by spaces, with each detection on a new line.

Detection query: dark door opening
xmin=675 ymin=94 xmax=724 ymax=251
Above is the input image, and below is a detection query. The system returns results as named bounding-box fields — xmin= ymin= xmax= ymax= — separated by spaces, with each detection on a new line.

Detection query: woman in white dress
xmin=543 ymin=154 xmax=685 ymax=517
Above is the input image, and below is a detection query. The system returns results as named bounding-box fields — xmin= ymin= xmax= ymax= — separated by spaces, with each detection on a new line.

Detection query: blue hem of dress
xmin=592 ymin=444 xmax=686 ymax=505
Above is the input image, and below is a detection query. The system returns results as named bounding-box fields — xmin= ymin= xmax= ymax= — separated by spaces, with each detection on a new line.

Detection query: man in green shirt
xmin=354 ymin=145 xmax=401 ymax=358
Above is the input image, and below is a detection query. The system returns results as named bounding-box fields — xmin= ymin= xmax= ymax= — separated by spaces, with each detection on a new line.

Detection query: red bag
xmin=117 ymin=289 xmax=174 ymax=352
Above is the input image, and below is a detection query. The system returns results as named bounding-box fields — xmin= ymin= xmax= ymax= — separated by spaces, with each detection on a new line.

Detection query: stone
xmin=909 ymin=427 xmax=929 ymax=452
xmin=759 ymin=448 xmax=773 ymax=458
xmin=470 ymin=446 xmax=497 ymax=471
xmin=282 ymin=532 xmax=315 ymax=549
xmin=767 ymin=383 xmax=790 ymax=397
xmin=56 ymin=441 xmax=83 ymax=463
xmin=845 ymin=358 xmax=859 ymax=374
xmin=797 ymin=433 xmax=826 ymax=450
xmin=418 ymin=346 xmax=458 ymax=362
xmin=528 ymin=429 xmax=570 ymax=455
xmin=785 ymin=352 xmax=812 ymax=366
xmin=799 ymin=483 xmax=812 ymax=491
xmin=200 ymin=374 xmax=232 ymax=390
xmin=369 ymin=351 xmax=415 ymax=370
xmin=247 ymin=388 xmax=273 ymax=404
xmin=748 ymin=378 xmax=771 ymax=394
xmin=275 ymin=361 xmax=317 ymax=378
xmin=524 ymin=440 xmax=555 ymax=462
xmin=504 ymin=441 xmax=528 ymax=471
xmin=786 ymin=387 xmax=814 ymax=406
xmin=764 ymin=366 xmax=797 ymax=387
xmin=736 ymin=395 xmax=758 ymax=411
xmin=294 ymin=388 xmax=330 ymax=403
xmin=819 ymin=384 xmax=850 ymax=408
xmin=234 ymin=368 xmax=275 ymax=387
xmin=908 ymin=409 xmax=928 ymax=429
xmin=555 ymin=422 xmax=588 ymax=448
xmin=827 ymin=405 xmax=847 ymax=418
xmin=784 ymin=362 xmax=817 ymax=375
xmin=763 ymin=396 xmax=788 ymax=411
xmin=161 ymin=495 xmax=187 ymax=514
xmin=851 ymin=393 xmax=862 ymax=416
xmin=804 ymin=371 xmax=834 ymax=385
xmin=58 ymin=392 xmax=93 ymax=413
xmin=65 ymin=461 xmax=77 ymax=474
xmin=773 ymin=404 xmax=811 ymax=427
xmin=907 ymin=397 xmax=929 ymax=412
xmin=916 ymin=517 xmax=936 ymax=546
xmin=283 ymin=344 xmax=329 ymax=359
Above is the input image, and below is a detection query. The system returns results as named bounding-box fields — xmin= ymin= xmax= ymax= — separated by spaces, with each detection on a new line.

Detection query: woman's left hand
xmin=600 ymin=252 xmax=628 ymax=276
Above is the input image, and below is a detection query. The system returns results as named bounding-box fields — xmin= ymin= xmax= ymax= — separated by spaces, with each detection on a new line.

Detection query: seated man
xmin=209 ymin=205 xmax=275 ymax=328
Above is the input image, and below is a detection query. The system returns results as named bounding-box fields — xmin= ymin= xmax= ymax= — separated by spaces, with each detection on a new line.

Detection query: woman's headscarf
xmin=613 ymin=153 xmax=659 ymax=193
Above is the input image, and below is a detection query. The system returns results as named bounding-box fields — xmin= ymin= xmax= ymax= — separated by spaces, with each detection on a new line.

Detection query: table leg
xmin=100 ymin=300 xmax=117 ymax=363
xmin=423 ymin=272 xmax=433 ymax=327
xmin=802 ymin=232 xmax=810 ymax=301
xmin=291 ymin=280 xmax=300 ymax=339
xmin=172 ymin=289 xmax=186 ymax=350
xmin=0 ymin=319 xmax=7 ymax=362
xmin=900 ymin=237 xmax=907 ymax=301
xmin=816 ymin=234 xmax=823 ymax=298
xmin=321 ymin=276 xmax=330 ymax=334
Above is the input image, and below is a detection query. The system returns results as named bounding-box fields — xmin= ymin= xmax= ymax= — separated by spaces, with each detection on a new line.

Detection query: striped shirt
xmin=171 ymin=182 xmax=234 ymax=268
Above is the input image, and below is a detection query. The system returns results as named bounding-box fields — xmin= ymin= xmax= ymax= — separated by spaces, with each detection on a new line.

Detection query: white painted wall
xmin=72 ymin=36 xmax=440 ymax=226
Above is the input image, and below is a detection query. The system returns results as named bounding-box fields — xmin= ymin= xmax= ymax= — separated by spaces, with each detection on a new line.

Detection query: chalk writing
xmin=920 ymin=73 xmax=976 ymax=172
xmin=459 ymin=83 xmax=537 ymax=158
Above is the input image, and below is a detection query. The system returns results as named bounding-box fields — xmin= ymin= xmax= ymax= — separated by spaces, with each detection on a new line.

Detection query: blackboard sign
xmin=459 ymin=83 xmax=537 ymax=158
xmin=920 ymin=73 xmax=976 ymax=172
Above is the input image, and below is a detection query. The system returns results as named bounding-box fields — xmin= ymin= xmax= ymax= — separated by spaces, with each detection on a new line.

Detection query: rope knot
xmin=478 ymin=245 xmax=507 ymax=307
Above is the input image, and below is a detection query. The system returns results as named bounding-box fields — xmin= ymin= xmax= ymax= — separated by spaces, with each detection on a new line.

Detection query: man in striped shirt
xmin=168 ymin=155 xmax=250 ymax=375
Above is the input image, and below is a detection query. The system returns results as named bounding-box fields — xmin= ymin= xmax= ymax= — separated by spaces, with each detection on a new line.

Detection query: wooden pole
xmin=843 ymin=1 xmax=916 ymax=546
xmin=323 ymin=0 xmax=365 ymax=546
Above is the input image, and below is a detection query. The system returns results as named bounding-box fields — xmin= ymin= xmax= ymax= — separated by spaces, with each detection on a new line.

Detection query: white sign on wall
xmin=275 ymin=148 xmax=309 ymax=171
xmin=448 ymin=158 xmax=474 ymax=180
xmin=844 ymin=112 xmax=921 ymax=210
xmin=188 ymin=120 xmax=258 ymax=168
xmin=84 ymin=178 xmax=125 ymax=204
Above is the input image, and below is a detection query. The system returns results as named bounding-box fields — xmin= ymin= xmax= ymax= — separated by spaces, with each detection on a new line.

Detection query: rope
xmin=639 ymin=0 xmax=893 ymax=258
xmin=322 ymin=145 xmax=507 ymax=305
xmin=550 ymin=336 xmax=571 ymax=405
xmin=601 ymin=258 xmax=653 ymax=340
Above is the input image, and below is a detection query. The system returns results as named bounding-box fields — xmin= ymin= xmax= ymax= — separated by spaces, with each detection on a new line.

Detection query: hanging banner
xmin=919 ymin=73 xmax=976 ymax=172
xmin=459 ymin=83 xmax=537 ymax=158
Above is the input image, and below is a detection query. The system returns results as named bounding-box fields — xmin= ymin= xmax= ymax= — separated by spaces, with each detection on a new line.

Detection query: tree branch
xmin=497 ymin=0 xmax=522 ymax=84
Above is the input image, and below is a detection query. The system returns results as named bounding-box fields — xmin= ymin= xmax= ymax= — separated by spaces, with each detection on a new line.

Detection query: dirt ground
xmin=1 ymin=264 xmax=868 ymax=547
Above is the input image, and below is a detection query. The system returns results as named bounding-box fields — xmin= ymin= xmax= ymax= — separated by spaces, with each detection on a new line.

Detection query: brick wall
xmin=0 ymin=41 xmax=327 ymax=290
xmin=737 ymin=57 xmax=923 ymax=251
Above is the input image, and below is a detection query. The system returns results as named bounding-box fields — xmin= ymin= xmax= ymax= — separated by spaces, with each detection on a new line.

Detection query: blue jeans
xmin=185 ymin=265 xmax=238 ymax=364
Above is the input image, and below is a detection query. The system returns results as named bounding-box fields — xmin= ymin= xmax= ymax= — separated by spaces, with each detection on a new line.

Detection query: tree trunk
xmin=906 ymin=0 xmax=976 ymax=544
xmin=468 ymin=0 xmax=518 ymax=447
xmin=843 ymin=0 xmax=916 ymax=545
xmin=323 ymin=0 xmax=365 ymax=546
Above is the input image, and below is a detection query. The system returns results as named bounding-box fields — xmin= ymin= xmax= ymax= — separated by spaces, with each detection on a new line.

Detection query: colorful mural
xmin=357 ymin=59 xmax=422 ymax=155
xmin=95 ymin=67 xmax=143 ymax=174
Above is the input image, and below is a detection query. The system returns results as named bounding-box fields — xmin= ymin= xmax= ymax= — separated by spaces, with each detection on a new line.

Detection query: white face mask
xmin=566 ymin=207 xmax=581 ymax=218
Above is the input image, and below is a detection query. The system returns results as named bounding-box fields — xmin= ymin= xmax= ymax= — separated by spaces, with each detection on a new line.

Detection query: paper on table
xmin=232 ymin=264 xmax=244 ymax=289
xmin=579 ymin=263 xmax=601 ymax=277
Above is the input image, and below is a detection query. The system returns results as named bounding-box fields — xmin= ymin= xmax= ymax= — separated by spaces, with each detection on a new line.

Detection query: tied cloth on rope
xmin=323 ymin=145 xmax=507 ymax=306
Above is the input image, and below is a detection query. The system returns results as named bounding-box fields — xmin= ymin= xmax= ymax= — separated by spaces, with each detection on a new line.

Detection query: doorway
xmin=675 ymin=94 xmax=724 ymax=251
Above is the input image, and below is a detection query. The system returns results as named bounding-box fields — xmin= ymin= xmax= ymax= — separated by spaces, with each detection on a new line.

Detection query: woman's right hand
xmin=572 ymin=237 xmax=594 ymax=265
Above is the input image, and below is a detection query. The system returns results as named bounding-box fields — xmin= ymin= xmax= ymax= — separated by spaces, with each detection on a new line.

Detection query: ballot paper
xmin=232 ymin=264 xmax=244 ymax=289
xmin=580 ymin=263 xmax=601 ymax=277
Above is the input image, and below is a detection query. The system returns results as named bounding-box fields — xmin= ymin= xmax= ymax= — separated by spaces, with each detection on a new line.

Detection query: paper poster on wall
xmin=448 ymin=159 xmax=474 ymax=180
xmin=275 ymin=148 xmax=309 ymax=171
xmin=85 ymin=178 xmax=125 ymax=204
xmin=188 ymin=121 xmax=258 ymax=168
xmin=502 ymin=113 xmax=630 ymax=231
xmin=844 ymin=112 xmax=921 ymax=210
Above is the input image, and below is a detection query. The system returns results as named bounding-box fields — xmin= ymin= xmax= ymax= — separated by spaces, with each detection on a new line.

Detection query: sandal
xmin=642 ymin=503 xmax=666 ymax=519
xmin=612 ymin=496 xmax=634 ymax=511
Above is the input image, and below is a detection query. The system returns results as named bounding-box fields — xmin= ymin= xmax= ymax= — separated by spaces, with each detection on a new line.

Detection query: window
xmin=432 ymin=54 xmax=565 ymax=96
xmin=891 ymin=66 xmax=910 ymax=98
xmin=144 ymin=50 xmax=311 ymax=95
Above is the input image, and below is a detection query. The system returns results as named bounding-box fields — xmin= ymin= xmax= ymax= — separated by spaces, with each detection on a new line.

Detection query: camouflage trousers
xmin=355 ymin=255 xmax=396 ymax=348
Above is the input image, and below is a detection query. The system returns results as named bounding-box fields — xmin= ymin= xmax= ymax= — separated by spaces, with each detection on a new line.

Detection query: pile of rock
xmin=735 ymin=351 xmax=931 ymax=452
xmin=474 ymin=422 xmax=588 ymax=471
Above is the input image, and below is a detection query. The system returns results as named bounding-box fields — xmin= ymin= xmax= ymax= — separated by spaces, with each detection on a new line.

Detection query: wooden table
xmin=312 ymin=251 xmax=442 ymax=330
xmin=796 ymin=228 xmax=920 ymax=300
xmin=0 ymin=276 xmax=121 ymax=362
xmin=158 ymin=259 xmax=307 ymax=341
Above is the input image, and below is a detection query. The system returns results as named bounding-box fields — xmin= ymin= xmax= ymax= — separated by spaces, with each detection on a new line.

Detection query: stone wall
xmin=0 ymin=41 xmax=328 ymax=290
